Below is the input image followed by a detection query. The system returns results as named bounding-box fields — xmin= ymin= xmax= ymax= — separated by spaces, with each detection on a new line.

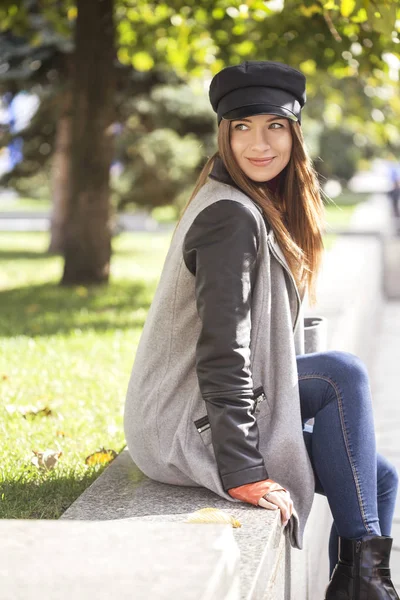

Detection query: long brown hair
xmin=175 ymin=119 xmax=325 ymax=304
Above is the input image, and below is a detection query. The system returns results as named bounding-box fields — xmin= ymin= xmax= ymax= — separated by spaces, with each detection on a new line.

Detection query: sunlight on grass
xmin=0 ymin=231 xmax=172 ymax=518
xmin=324 ymin=203 xmax=357 ymax=229
xmin=0 ymin=196 xmax=51 ymax=212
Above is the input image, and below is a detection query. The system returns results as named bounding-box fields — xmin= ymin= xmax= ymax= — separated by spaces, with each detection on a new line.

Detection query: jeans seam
xmin=298 ymin=373 xmax=373 ymax=535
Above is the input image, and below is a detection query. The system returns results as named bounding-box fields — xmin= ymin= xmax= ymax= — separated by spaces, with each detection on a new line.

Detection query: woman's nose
xmin=250 ymin=128 xmax=271 ymax=150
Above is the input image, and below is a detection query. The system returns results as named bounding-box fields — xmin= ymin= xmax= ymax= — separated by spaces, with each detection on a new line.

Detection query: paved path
xmin=370 ymin=301 xmax=400 ymax=588
xmin=384 ymin=236 xmax=400 ymax=299
xmin=356 ymin=192 xmax=400 ymax=586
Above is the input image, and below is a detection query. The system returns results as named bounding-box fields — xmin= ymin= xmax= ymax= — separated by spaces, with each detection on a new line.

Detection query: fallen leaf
xmin=186 ymin=507 xmax=241 ymax=528
xmin=21 ymin=406 xmax=53 ymax=419
xmin=31 ymin=449 xmax=62 ymax=470
xmin=56 ymin=430 xmax=72 ymax=438
xmin=75 ymin=286 xmax=88 ymax=297
xmin=85 ymin=448 xmax=117 ymax=466
xmin=25 ymin=304 xmax=40 ymax=314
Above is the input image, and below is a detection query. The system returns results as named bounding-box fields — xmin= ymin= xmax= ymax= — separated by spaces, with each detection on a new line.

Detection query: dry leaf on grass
xmin=85 ymin=448 xmax=117 ymax=466
xmin=186 ymin=507 xmax=241 ymax=528
xmin=75 ymin=286 xmax=88 ymax=297
xmin=5 ymin=405 xmax=53 ymax=418
xmin=31 ymin=449 xmax=62 ymax=470
xmin=21 ymin=406 xmax=53 ymax=419
xmin=56 ymin=430 xmax=72 ymax=438
xmin=25 ymin=304 xmax=40 ymax=314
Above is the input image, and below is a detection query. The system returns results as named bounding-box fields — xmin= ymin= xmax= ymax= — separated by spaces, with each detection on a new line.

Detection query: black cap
xmin=209 ymin=60 xmax=306 ymax=125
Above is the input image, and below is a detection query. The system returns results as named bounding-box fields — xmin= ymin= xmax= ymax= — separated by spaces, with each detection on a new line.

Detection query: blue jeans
xmin=297 ymin=350 xmax=399 ymax=577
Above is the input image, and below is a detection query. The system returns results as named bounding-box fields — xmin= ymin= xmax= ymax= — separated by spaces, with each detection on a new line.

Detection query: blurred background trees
xmin=0 ymin=0 xmax=399 ymax=283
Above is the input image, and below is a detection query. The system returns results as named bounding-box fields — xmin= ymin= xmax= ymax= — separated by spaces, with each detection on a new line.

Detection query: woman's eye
xmin=233 ymin=122 xmax=284 ymax=131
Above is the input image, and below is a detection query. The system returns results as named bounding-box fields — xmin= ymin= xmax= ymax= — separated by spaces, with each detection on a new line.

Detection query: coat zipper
xmin=355 ymin=540 xmax=362 ymax=600
xmin=267 ymin=236 xmax=301 ymax=333
xmin=252 ymin=386 xmax=267 ymax=415
xmin=194 ymin=415 xmax=211 ymax=433
xmin=194 ymin=387 xmax=266 ymax=432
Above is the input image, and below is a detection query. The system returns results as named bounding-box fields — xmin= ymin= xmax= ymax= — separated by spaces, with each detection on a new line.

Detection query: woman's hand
xmin=228 ymin=479 xmax=294 ymax=527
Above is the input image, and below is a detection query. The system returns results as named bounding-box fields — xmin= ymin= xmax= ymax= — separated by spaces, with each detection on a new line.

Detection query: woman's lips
xmin=247 ymin=157 xmax=275 ymax=167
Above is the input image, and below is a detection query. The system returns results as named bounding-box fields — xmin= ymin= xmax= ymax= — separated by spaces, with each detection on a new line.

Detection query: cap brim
xmin=222 ymin=104 xmax=298 ymax=122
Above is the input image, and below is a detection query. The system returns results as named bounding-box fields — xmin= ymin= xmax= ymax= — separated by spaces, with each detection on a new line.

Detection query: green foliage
xmin=113 ymin=127 xmax=203 ymax=208
xmin=0 ymin=0 xmax=75 ymax=43
xmin=111 ymin=81 xmax=215 ymax=209
xmin=113 ymin=0 xmax=399 ymax=77
xmin=317 ymin=128 xmax=364 ymax=181
xmin=0 ymin=1 xmax=29 ymax=36
xmin=3 ymin=1 xmax=398 ymax=75
xmin=146 ymin=84 xmax=215 ymax=131
xmin=5 ymin=167 xmax=51 ymax=200
xmin=2 ymin=0 xmax=400 ymax=205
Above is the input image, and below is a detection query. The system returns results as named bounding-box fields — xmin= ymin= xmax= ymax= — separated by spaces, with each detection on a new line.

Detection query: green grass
xmin=324 ymin=203 xmax=357 ymax=230
xmin=0 ymin=196 xmax=51 ymax=213
xmin=322 ymin=194 xmax=360 ymax=250
xmin=0 ymin=231 xmax=172 ymax=519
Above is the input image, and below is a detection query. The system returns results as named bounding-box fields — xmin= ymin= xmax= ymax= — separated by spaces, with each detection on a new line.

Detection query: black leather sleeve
xmin=183 ymin=199 xmax=269 ymax=490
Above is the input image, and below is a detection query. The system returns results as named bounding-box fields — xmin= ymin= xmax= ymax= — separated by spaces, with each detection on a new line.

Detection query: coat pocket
xmin=194 ymin=415 xmax=213 ymax=447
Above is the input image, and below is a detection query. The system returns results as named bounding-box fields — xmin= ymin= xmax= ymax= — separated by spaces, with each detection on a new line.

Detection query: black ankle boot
xmin=325 ymin=535 xmax=399 ymax=599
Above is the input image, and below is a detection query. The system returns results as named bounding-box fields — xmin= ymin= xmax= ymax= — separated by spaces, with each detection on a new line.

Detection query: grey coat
xmin=124 ymin=176 xmax=319 ymax=549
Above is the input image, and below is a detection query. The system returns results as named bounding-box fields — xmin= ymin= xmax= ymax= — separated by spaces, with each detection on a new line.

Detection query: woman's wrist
xmin=228 ymin=479 xmax=277 ymax=505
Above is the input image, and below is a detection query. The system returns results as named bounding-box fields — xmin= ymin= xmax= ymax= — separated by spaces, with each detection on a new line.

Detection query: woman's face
xmin=229 ymin=114 xmax=293 ymax=182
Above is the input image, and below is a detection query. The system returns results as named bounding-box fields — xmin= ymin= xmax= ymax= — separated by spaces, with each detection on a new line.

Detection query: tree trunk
xmin=48 ymin=88 xmax=73 ymax=254
xmin=61 ymin=0 xmax=115 ymax=285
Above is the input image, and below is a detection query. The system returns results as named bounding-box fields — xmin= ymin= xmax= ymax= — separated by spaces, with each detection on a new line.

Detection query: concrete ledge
xmin=61 ymin=450 xmax=287 ymax=600
xmin=0 ymin=519 xmax=240 ymax=600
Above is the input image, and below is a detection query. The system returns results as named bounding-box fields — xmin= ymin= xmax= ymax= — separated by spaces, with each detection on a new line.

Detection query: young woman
xmin=124 ymin=60 xmax=399 ymax=599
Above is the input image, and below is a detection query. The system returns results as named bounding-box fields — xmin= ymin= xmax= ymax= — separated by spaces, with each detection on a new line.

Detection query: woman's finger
xmin=256 ymin=485 xmax=295 ymax=522
xmin=266 ymin=492 xmax=292 ymax=522
xmin=259 ymin=493 xmax=290 ymax=522
xmin=266 ymin=489 xmax=289 ymax=505
xmin=258 ymin=497 xmax=279 ymax=510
